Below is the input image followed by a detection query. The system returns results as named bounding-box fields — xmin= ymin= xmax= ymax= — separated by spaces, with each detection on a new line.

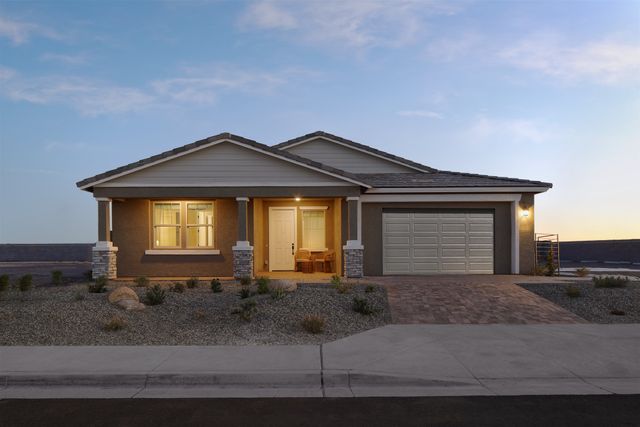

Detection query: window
xmin=152 ymin=201 xmax=215 ymax=249
xmin=301 ymin=208 xmax=326 ymax=251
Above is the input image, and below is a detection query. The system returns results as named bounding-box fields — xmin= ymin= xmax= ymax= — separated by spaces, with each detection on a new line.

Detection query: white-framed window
xmin=301 ymin=207 xmax=327 ymax=251
xmin=152 ymin=201 xmax=215 ymax=249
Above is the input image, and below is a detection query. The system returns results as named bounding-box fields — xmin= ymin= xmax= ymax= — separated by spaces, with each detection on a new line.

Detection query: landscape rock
xmin=108 ymin=286 xmax=145 ymax=311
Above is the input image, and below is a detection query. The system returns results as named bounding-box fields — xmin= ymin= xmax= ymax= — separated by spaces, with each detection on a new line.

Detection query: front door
xmin=269 ymin=207 xmax=296 ymax=271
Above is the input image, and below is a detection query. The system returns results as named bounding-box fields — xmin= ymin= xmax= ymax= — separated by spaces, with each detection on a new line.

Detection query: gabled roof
xmin=274 ymin=131 xmax=437 ymax=173
xmin=76 ymin=132 xmax=372 ymax=190
xmin=355 ymin=171 xmax=553 ymax=189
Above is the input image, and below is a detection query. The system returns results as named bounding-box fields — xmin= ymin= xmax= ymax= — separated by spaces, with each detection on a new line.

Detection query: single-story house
xmin=77 ymin=131 xmax=552 ymax=279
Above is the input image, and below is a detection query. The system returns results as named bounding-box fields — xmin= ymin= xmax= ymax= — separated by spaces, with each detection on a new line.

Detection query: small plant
xmin=103 ymin=315 xmax=127 ymax=331
xmin=134 ymin=276 xmax=149 ymax=287
xmin=352 ymin=297 xmax=375 ymax=315
xmin=330 ymin=274 xmax=341 ymax=286
xmin=301 ymin=315 xmax=325 ymax=334
xmin=73 ymin=291 xmax=85 ymax=301
xmin=239 ymin=287 xmax=252 ymax=299
xmin=51 ymin=270 xmax=63 ymax=285
xmin=171 ymin=282 xmax=185 ymax=293
xmin=210 ymin=278 xmax=222 ymax=293
xmin=18 ymin=274 xmax=33 ymax=292
xmin=0 ymin=274 xmax=9 ymax=292
xmin=83 ymin=270 xmax=93 ymax=281
xmin=331 ymin=274 xmax=351 ymax=294
xmin=270 ymin=287 xmax=285 ymax=300
xmin=593 ymin=276 xmax=628 ymax=288
xmin=239 ymin=276 xmax=252 ymax=286
xmin=575 ymin=267 xmax=590 ymax=277
xmin=566 ymin=285 xmax=581 ymax=298
xmin=365 ymin=284 xmax=376 ymax=293
xmin=610 ymin=309 xmax=626 ymax=316
xmin=233 ymin=299 xmax=257 ymax=321
xmin=256 ymin=276 xmax=270 ymax=294
xmin=545 ymin=246 xmax=556 ymax=276
xmin=88 ymin=276 xmax=108 ymax=293
xmin=145 ymin=284 xmax=166 ymax=305
xmin=186 ymin=277 xmax=199 ymax=288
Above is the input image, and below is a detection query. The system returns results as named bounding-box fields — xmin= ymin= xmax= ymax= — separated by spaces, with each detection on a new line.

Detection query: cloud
xmin=40 ymin=52 xmax=88 ymax=65
xmin=425 ymin=33 xmax=483 ymax=62
xmin=396 ymin=110 xmax=443 ymax=119
xmin=499 ymin=33 xmax=640 ymax=84
xmin=0 ymin=15 xmax=61 ymax=45
xmin=466 ymin=115 xmax=554 ymax=144
xmin=239 ymin=0 xmax=462 ymax=50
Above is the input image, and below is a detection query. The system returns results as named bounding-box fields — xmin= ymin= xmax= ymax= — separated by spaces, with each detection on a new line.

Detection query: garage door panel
xmin=382 ymin=211 xmax=494 ymax=275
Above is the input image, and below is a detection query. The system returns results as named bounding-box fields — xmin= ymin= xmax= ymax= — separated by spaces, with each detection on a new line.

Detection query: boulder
xmin=108 ymin=286 xmax=145 ymax=311
xmin=270 ymin=280 xmax=297 ymax=292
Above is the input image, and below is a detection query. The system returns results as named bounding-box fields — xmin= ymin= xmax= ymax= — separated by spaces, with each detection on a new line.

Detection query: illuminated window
xmin=302 ymin=209 xmax=326 ymax=251
xmin=153 ymin=203 xmax=181 ymax=248
xmin=187 ymin=203 xmax=214 ymax=248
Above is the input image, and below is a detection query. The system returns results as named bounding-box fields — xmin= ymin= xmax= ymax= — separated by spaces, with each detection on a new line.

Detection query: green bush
xmin=146 ymin=284 xmax=166 ymax=305
xmin=103 ymin=315 xmax=127 ymax=331
xmin=0 ymin=274 xmax=9 ymax=292
xmin=18 ymin=274 xmax=33 ymax=292
xmin=233 ymin=299 xmax=257 ymax=321
xmin=186 ymin=277 xmax=199 ymax=288
xmin=239 ymin=276 xmax=252 ymax=286
xmin=51 ymin=270 xmax=63 ymax=285
xmin=365 ymin=285 xmax=376 ymax=293
xmin=545 ymin=246 xmax=556 ymax=276
xmin=575 ymin=267 xmax=590 ymax=277
xmin=593 ymin=276 xmax=628 ymax=288
xmin=301 ymin=315 xmax=325 ymax=334
xmin=88 ymin=276 xmax=108 ymax=293
xmin=239 ymin=287 xmax=252 ymax=299
xmin=270 ymin=287 xmax=285 ymax=300
xmin=134 ymin=276 xmax=149 ymax=287
xmin=566 ymin=286 xmax=581 ymax=298
xmin=256 ymin=276 xmax=270 ymax=294
xmin=330 ymin=274 xmax=341 ymax=286
xmin=171 ymin=282 xmax=185 ymax=293
xmin=210 ymin=278 xmax=222 ymax=293
xmin=352 ymin=297 xmax=375 ymax=315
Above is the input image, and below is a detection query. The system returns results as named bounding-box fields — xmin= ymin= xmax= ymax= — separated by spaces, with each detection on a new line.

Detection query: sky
xmin=0 ymin=0 xmax=639 ymax=243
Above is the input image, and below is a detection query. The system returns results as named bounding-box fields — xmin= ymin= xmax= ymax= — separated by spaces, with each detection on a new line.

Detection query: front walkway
xmin=368 ymin=275 xmax=586 ymax=324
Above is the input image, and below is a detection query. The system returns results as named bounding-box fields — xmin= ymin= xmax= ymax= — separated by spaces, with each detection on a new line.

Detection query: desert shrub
xmin=365 ymin=285 xmax=376 ymax=293
xmin=146 ymin=284 xmax=166 ymax=305
xmin=330 ymin=274 xmax=341 ymax=286
xmin=210 ymin=278 xmax=222 ymax=293
xmin=301 ymin=315 xmax=325 ymax=334
xmin=566 ymin=286 xmax=581 ymax=298
xmin=610 ymin=309 xmax=626 ymax=316
xmin=51 ymin=270 xmax=63 ymax=285
xmin=103 ymin=315 xmax=127 ymax=331
xmin=575 ymin=267 xmax=590 ymax=277
xmin=18 ymin=274 xmax=33 ymax=292
xmin=534 ymin=265 xmax=546 ymax=276
xmin=545 ymin=246 xmax=556 ymax=276
xmin=233 ymin=299 xmax=257 ymax=321
xmin=352 ymin=297 xmax=375 ymax=315
xmin=83 ymin=270 xmax=93 ymax=281
xmin=239 ymin=276 xmax=252 ymax=286
xmin=239 ymin=287 xmax=252 ymax=299
xmin=186 ymin=277 xmax=199 ymax=288
xmin=88 ymin=276 xmax=108 ymax=293
xmin=0 ymin=274 xmax=9 ymax=292
xmin=256 ymin=276 xmax=270 ymax=294
xmin=335 ymin=281 xmax=352 ymax=294
xmin=171 ymin=282 xmax=185 ymax=293
xmin=270 ymin=287 xmax=285 ymax=300
xmin=593 ymin=276 xmax=628 ymax=288
xmin=134 ymin=276 xmax=149 ymax=287
xmin=73 ymin=291 xmax=85 ymax=301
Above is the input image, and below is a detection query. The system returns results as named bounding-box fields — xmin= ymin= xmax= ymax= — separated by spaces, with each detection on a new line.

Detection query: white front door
xmin=269 ymin=207 xmax=296 ymax=271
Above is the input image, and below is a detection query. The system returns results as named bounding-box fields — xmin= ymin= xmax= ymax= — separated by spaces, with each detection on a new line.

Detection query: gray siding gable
xmin=283 ymin=137 xmax=417 ymax=173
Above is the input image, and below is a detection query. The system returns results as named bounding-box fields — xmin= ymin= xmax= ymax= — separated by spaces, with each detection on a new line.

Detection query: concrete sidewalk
xmin=1 ymin=324 xmax=639 ymax=398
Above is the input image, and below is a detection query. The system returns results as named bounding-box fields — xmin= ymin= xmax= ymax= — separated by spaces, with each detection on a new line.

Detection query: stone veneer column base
xmin=92 ymin=242 xmax=118 ymax=279
xmin=343 ymin=244 xmax=364 ymax=278
xmin=232 ymin=242 xmax=254 ymax=279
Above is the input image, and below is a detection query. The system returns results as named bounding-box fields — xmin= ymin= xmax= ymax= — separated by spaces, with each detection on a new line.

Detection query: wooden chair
xmin=314 ymin=250 xmax=335 ymax=273
xmin=295 ymin=249 xmax=313 ymax=273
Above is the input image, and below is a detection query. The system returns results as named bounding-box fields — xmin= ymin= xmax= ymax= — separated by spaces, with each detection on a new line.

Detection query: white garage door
xmin=383 ymin=212 xmax=494 ymax=275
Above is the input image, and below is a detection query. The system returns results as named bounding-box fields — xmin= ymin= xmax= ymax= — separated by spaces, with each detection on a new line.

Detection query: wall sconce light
xmin=521 ymin=209 xmax=530 ymax=218
xmin=294 ymin=197 xmax=301 ymax=202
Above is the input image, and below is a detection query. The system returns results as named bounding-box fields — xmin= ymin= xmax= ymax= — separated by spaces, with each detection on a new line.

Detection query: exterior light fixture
xmin=295 ymin=197 xmax=301 ymax=202
xmin=521 ymin=209 xmax=530 ymax=218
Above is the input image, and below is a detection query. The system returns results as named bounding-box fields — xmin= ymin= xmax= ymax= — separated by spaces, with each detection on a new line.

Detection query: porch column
xmin=343 ymin=196 xmax=364 ymax=278
xmin=92 ymin=198 xmax=118 ymax=280
xmin=232 ymin=197 xmax=253 ymax=279
xmin=511 ymin=196 xmax=522 ymax=274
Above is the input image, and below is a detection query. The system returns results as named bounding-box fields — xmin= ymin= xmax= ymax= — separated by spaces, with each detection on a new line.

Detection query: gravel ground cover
xmin=519 ymin=280 xmax=640 ymax=323
xmin=0 ymin=281 xmax=390 ymax=345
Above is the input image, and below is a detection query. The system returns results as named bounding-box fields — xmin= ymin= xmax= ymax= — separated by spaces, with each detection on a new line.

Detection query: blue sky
xmin=0 ymin=0 xmax=639 ymax=243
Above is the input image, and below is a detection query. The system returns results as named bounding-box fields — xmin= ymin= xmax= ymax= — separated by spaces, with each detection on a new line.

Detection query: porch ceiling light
xmin=294 ymin=197 xmax=301 ymax=202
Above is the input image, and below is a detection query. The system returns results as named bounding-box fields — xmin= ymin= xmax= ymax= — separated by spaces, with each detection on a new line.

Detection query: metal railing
xmin=535 ymin=233 xmax=560 ymax=276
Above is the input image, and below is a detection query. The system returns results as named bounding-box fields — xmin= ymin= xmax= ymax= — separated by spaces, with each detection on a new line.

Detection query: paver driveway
xmin=368 ymin=275 xmax=586 ymax=324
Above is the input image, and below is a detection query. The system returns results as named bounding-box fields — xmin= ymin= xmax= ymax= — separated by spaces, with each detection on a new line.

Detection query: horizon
xmin=1 ymin=1 xmax=639 ymax=243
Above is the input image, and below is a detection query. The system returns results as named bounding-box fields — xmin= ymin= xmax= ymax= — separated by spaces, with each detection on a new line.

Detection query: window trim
xmin=301 ymin=207 xmax=327 ymax=252
xmin=151 ymin=200 xmax=216 ymax=251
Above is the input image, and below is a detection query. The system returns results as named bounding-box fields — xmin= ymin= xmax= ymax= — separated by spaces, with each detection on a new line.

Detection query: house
xmin=76 ymin=131 xmax=552 ymax=279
